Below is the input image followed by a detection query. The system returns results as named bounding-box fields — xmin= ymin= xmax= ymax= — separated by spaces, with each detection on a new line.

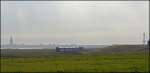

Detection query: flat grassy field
xmin=1 ymin=53 xmax=149 ymax=72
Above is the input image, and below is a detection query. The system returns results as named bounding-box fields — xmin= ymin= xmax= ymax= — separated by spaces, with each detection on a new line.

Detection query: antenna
xmin=143 ymin=32 xmax=146 ymax=45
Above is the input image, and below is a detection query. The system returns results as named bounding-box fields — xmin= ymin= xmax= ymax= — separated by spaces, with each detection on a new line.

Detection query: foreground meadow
xmin=1 ymin=53 xmax=149 ymax=72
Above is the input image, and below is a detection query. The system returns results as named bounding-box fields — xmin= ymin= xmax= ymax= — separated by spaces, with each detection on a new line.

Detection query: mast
xmin=143 ymin=32 xmax=146 ymax=45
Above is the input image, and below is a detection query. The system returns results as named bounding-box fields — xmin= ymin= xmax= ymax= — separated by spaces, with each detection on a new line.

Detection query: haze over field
xmin=1 ymin=1 xmax=149 ymax=72
xmin=1 ymin=1 xmax=149 ymax=45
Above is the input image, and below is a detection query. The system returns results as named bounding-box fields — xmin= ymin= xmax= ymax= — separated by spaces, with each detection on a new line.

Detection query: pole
xmin=143 ymin=32 xmax=145 ymax=45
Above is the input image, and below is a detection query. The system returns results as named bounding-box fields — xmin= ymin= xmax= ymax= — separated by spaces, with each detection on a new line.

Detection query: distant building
xmin=56 ymin=46 xmax=83 ymax=52
xmin=10 ymin=36 xmax=14 ymax=45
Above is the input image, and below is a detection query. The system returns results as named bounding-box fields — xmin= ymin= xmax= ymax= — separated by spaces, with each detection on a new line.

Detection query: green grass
xmin=1 ymin=53 xmax=149 ymax=72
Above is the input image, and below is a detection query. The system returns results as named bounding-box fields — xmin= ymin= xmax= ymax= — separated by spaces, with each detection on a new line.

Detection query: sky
xmin=1 ymin=1 xmax=149 ymax=45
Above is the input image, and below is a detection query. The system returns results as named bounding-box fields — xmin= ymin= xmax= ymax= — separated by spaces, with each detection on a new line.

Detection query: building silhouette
xmin=10 ymin=36 xmax=14 ymax=45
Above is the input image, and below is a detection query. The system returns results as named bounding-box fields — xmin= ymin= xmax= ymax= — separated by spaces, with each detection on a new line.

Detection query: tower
xmin=10 ymin=36 xmax=14 ymax=45
xmin=143 ymin=32 xmax=146 ymax=45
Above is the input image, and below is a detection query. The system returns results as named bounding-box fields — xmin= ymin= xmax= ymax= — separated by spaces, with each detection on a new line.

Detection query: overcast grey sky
xmin=1 ymin=1 xmax=149 ymax=45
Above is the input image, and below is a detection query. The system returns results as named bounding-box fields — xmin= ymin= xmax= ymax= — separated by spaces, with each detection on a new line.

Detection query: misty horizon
xmin=1 ymin=1 xmax=149 ymax=45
